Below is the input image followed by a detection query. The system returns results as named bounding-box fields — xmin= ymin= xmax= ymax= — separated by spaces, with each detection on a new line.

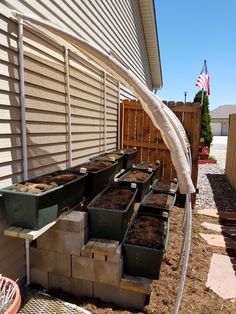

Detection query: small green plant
xmin=194 ymin=91 xmax=213 ymax=148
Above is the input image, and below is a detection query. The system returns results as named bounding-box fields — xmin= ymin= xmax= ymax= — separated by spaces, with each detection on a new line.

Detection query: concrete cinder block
xmin=72 ymin=255 xmax=122 ymax=286
xmin=53 ymin=211 xmax=87 ymax=232
xmin=36 ymin=229 xmax=84 ymax=256
xmin=30 ymin=247 xmax=71 ymax=276
xmin=30 ymin=268 xmax=49 ymax=290
xmin=106 ymin=244 xmax=122 ymax=263
xmin=93 ymin=282 xmax=149 ymax=309
xmin=48 ymin=273 xmax=93 ymax=297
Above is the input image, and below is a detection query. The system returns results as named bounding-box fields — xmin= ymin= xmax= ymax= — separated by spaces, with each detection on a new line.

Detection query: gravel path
xmin=195 ymin=136 xmax=236 ymax=211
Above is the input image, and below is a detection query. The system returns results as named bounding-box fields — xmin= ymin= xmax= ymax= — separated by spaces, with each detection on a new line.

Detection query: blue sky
xmin=154 ymin=0 xmax=236 ymax=109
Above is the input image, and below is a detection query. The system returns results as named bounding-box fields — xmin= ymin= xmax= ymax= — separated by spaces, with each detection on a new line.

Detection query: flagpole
xmin=200 ymin=88 xmax=204 ymax=106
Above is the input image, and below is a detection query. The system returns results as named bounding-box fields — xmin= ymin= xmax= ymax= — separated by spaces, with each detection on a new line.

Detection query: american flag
xmin=196 ymin=60 xmax=210 ymax=95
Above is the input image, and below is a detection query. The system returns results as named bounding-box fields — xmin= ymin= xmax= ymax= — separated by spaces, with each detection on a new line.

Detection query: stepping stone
xmin=206 ymin=253 xmax=236 ymax=299
xmin=201 ymin=222 xmax=236 ymax=237
xmin=199 ymin=233 xmax=236 ymax=249
xmin=197 ymin=209 xmax=236 ymax=221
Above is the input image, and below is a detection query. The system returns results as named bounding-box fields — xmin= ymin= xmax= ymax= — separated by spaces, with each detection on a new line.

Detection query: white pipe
xmin=18 ymin=18 xmax=28 ymax=181
xmin=117 ymin=81 xmax=121 ymax=149
xmin=174 ymin=193 xmax=192 ymax=314
xmin=64 ymin=47 xmax=72 ymax=167
xmin=25 ymin=239 xmax=31 ymax=286
xmin=103 ymin=71 xmax=107 ymax=152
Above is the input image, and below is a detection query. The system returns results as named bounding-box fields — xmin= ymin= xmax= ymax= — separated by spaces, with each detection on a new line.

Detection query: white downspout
xmin=117 ymin=81 xmax=121 ymax=149
xmin=18 ymin=17 xmax=28 ymax=181
xmin=64 ymin=47 xmax=72 ymax=167
xmin=103 ymin=71 xmax=107 ymax=152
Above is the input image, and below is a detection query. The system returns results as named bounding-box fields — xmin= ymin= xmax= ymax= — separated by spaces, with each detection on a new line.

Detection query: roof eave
xmin=139 ymin=0 xmax=163 ymax=90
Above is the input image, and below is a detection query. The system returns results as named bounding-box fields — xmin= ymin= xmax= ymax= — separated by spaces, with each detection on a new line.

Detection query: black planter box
xmin=113 ymin=148 xmax=138 ymax=170
xmin=123 ymin=212 xmax=169 ymax=279
xmin=0 ymin=170 xmax=87 ymax=230
xmin=90 ymin=153 xmax=124 ymax=172
xmin=117 ymin=169 xmax=153 ymax=202
xmin=152 ymin=178 xmax=179 ymax=194
xmin=87 ymin=185 xmax=137 ymax=241
xmin=139 ymin=190 xmax=176 ymax=219
xmin=133 ymin=161 xmax=160 ymax=183
xmin=70 ymin=160 xmax=117 ymax=198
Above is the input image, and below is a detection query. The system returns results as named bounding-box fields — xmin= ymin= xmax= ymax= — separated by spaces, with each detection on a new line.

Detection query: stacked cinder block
xmin=30 ymin=210 xmax=152 ymax=309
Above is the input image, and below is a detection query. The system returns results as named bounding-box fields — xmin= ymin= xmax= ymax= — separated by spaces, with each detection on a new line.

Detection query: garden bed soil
xmin=134 ymin=162 xmax=160 ymax=171
xmin=12 ymin=171 xmax=79 ymax=194
xmin=152 ymin=179 xmax=178 ymax=192
xmin=126 ymin=215 xmax=165 ymax=249
xmin=74 ymin=161 xmax=113 ymax=172
xmin=93 ymin=187 xmax=135 ymax=210
xmin=120 ymin=170 xmax=150 ymax=182
xmin=142 ymin=192 xmax=174 ymax=209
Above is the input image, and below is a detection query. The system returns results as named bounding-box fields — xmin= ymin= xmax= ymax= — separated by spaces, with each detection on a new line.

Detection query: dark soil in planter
xmin=12 ymin=171 xmax=78 ymax=194
xmin=75 ymin=161 xmax=112 ymax=172
xmin=120 ymin=170 xmax=150 ymax=182
xmin=98 ymin=153 xmax=122 ymax=161
xmin=143 ymin=193 xmax=174 ymax=209
xmin=134 ymin=161 xmax=160 ymax=171
xmin=126 ymin=215 xmax=165 ymax=249
xmin=152 ymin=179 xmax=178 ymax=191
xmin=93 ymin=188 xmax=135 ymax=210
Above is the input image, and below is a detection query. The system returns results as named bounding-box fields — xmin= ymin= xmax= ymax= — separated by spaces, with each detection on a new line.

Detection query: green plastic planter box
xmin=123 ymin=213 xmax=170 ymax=279
xmin=0 ymin=185 xmax=61 ymax=230
xmin=113 ymin=148 xmax=138 ymax=169
xmin=0 ymin=170 xmax=88 ymax=230
xmin=133 ymin=161 xmax=160 ymax=183
xmin=139 ymin=190 xmax=176 ymax=219
xmin=90 ymin=153 xmax=124 ymax=172
xmin=87 ymin=184 xmax=137 ymax=241
xmin=117 ymin=169 xmax=153 ymax=202
xmin=152 ymin=178 xmax=179 ymax=194
xmin=70 ymin=160 xmax=117 ymax=198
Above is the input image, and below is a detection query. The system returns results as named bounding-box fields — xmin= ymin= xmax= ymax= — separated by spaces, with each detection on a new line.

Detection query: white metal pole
xmin=18 ymin=18 xmax=28 ymax=181
xmin=117 ymin=81 xmax=121 ymax=149
xmin=104 ymin=71 xmax=107 ymax=152
xmin=64 ymin=47 xmax=72 ymax=167
xmin=25 ymin=239 xmax=31 ymax=286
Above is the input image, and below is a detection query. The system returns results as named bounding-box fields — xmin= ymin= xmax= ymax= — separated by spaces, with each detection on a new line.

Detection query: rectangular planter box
xmin=117 ymin=169 xmax=153 ymax=202
xmin=87 ymin=185 xmax=137 ymax=241
xmin=123 ymin=212 xmax=170 ymax=279
xmin=152 ymin=178 xmax=179 ymax=194
xmin=139 ymin=190 xmax=176 ymax=219
xmin=0 ymin=170 xmax=87 ymax=230
xmin=132 ymin=161 xmax=160 ymax=183
xmin=90 ymin=153 xmax=124 ymax=172
xmin=113 ymin=148 xmax=138 ymax=170
xmin=70 ymin=161 xmax=117 ymax=198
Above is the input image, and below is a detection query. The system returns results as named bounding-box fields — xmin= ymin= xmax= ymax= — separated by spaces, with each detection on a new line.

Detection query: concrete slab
xmin=197 ymin=209 xmax=219 ymax=218
xmin=206 ymin=253 xmax=236 ymax=299
xmin=201 ymin=222 xmax=236 ymax=237
xmin=199 ymin=233 xmax=236 ymax=249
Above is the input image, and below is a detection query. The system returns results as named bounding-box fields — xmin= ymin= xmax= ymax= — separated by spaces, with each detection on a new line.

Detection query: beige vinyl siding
xmin=0 ymin=15 xmax=25 ymax=282
xmin=1 ymin=0 xmax=152 ymax=89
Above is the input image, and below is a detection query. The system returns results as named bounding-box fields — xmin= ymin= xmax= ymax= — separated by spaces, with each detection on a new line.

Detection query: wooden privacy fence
xmin=120 ymin=100 xmax=201 ymax=195
xmin=225 ymin=114 xmax=236 ymax=189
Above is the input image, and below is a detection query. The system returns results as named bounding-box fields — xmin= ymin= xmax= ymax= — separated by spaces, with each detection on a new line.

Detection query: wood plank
xmin=120 ymin=275 xmax=152 ymax=294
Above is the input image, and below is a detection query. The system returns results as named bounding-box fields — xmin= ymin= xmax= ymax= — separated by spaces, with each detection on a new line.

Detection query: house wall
xmin=211 ymin=118 xmax=229 ymax=136
xmin=0 ymin=5 xmax=139 ymax=281
xmin=1 ymin=0 xmax=152 ymax=89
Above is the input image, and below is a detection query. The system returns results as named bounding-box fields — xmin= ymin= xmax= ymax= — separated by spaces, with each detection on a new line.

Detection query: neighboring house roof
xmin=210 ymin=105 xmax=236 ymax=119
xmin=139 ymin=0 xmax=163 ymax=90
